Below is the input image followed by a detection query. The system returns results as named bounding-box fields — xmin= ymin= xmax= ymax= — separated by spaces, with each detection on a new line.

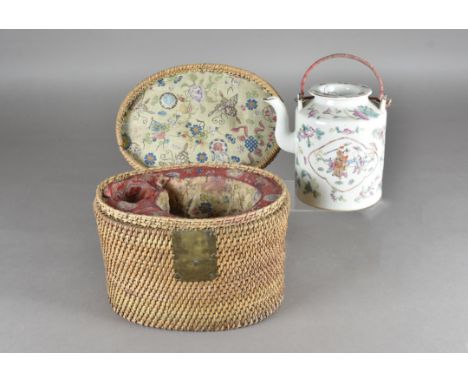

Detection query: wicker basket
xmin=94 ymin=164 xmax=290 ymax=331
xmin=94 ymin=64 xmax=290 ymax=331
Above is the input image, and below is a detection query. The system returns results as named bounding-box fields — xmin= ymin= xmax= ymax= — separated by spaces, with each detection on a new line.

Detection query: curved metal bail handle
xmin=299 ymin=53 xmax=389 ymax=107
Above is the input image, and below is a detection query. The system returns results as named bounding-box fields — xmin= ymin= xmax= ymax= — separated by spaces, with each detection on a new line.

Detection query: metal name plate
xmin=172 ymin=229 xmax=218 ymax=282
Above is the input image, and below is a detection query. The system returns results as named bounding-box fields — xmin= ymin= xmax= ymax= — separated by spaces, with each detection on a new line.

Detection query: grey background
xmin=1 ymin=30 xmax=467 ymax=352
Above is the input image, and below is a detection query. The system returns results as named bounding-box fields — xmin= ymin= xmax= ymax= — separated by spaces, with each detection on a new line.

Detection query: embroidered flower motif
xmin=188 ymin=85 xmax=204 ymax=102
xmin=230 ymin=155 xmax=241 ymax=163
xmin=122 ymin=71 xmax=280 ymax=168
xmin=225 ymin=133 xmax=236 ymax=144
xmin=144 ymin=152 xmax=157 ymax=166
xmin=244 ymin=136 xmax=258 ymax=152
xmin=196 ymin=152 xmax=208 ymax=163
xmin=186 ymin=122 xmax=204 ymax=136
xmin=245 ymin=98 xmax=258 ymax=110
xmin=209 ymin=139 xmax=228 ymax=153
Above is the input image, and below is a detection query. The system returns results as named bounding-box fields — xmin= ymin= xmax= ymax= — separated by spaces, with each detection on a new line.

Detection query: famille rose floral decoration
xmin=117 ymin=65 xmax=279 ymax=169
xmin=266 ymin=53 xmax=391 ymax=211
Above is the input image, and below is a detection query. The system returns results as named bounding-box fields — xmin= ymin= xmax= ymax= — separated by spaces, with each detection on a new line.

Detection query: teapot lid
xmin=308 ymin=83 xmax=372 ymax=99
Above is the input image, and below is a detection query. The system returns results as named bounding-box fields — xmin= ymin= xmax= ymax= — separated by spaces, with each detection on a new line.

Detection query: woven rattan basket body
xmin=94 ymin=164 xmax=290 ymax=331
xmin=94 ymin=64 xmax=290 ymax=331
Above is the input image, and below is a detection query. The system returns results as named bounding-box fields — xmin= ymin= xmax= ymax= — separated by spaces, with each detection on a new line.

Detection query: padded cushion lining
xmin=103 ymin=166 xmax=282 ymax=218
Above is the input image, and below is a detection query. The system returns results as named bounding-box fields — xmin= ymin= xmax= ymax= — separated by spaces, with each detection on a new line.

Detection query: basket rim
xmin=94 ymin=163 xmax=290 ymax=228
xmin=115 ymin=63 xmax=281 ymax=171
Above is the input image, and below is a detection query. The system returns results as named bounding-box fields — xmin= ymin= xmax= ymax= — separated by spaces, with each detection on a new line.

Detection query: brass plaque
xmin=172 ymin=229 xmax=218 ymax=282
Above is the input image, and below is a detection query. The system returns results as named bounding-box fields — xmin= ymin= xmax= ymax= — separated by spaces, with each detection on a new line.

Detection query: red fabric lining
xmin=103 ymin=167 xmax=282 ymax=217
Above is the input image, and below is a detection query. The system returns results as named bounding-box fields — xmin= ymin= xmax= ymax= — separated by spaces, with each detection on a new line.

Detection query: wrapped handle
xmin=300 ymin=53 xmax=387 ymax=103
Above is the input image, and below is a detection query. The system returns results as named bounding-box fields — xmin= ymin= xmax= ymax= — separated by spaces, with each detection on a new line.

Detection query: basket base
xmin=108 ymin=295 xmax=284 ymax=332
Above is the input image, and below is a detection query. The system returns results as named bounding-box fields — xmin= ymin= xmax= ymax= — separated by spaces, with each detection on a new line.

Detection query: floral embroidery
xmin=120 ymin=71 xmax=277 ymax=168
xmin=245 ymin=98 xmax=258 ymax=110
xmin=209 ymin=139 xmax=228 ymax=153
xmin=196 ymin=152 xmax=208 ymax=163
xmin=188 ymin=85 xmax=204 ymax=102
xmin=144 ymin=152 xmax=157 ymax=166
xmin=187 ymin=121 xmax=204 ymax=136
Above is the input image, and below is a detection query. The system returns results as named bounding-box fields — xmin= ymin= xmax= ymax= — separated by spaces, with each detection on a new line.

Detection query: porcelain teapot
xmin=266 ymin=53 xmax=391 ymax=211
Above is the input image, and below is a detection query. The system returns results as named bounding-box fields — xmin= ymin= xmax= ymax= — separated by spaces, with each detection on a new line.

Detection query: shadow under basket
xmin=94 ymin=164 xmax=290 ymax=331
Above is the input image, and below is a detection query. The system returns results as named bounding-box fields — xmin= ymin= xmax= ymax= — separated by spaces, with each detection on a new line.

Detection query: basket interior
xmin=103 ymin=166 xmax=283 ymax=219
xmin=118 ymin=65 xmax=279 ymax=169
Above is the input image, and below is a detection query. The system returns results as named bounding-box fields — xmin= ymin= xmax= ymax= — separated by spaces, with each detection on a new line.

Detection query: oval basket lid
xmin=116 ymin=63 xmax=280 ymax=170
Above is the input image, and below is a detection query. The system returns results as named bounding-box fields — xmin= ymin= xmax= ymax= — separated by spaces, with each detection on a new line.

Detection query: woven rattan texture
xmin=94 ymin=164 xmax=290 ymax=331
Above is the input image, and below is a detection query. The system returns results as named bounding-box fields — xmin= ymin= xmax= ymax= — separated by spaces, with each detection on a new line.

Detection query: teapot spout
xmin=264 ymin=97 xmax=295 ymax=154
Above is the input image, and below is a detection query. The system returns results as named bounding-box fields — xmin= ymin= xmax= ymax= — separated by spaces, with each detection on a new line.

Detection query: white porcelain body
xmin=266 ymin=83 xmax=387 ymax=211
